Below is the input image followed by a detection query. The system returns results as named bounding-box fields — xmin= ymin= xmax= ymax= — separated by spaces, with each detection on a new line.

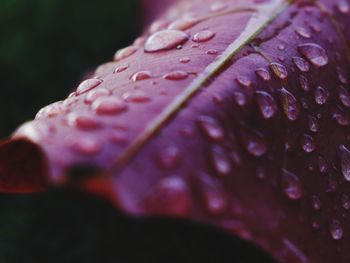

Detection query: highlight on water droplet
xmin=144 ymin=30 xmax=189 ymax=53
xmin=92 ymin=97 xmax=128 ymax=115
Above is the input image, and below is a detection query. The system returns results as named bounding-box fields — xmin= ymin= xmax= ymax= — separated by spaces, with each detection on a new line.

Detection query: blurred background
xmin=0 ymin=0 xmax=139 ymax=138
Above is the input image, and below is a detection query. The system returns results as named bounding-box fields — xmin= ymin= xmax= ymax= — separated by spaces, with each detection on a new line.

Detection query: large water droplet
xmin=281 ymin=169 xmax=303 ymax=200
xmin=76 ymin=78 xmax=103 ymax=95
xmin=163 ymin=70 xmax=188 ymax=80
xmin=298 ymin=43 xmax=329 ymax=67
xmin=255 ymin=91 xmax=277 ymax=119
xmin=329 ymin=220 xmax=343 ymax=240
xmin=278 ymin=88 xmax=301 ymax=121
xmin=193 ymin=30 xmax=215 ymax=43
xmin=114 ymin=46 xmax=137 ymax=61
xmin=144 ymin=30 xmax=189 ymax=53
xmin=270 ymin=62 xmax=288 ymax=80
xmin=255 ymin=68 xmax=271 ymax=81
xmin=132 ymin=71 xmax=152 ymax=82
xmin=338 ymin=144 xmax=350 ymax=181
xmin=157 ymin=146 xmax=181 ymax=169
xmin=314 ymin=86 xmax=329 ymax=105
xmin=92 ymin=97 xmax=128 ymax=115
xmin=210 ymin=145 xmax=232 ymax=176
xmin=197 ymin=116 xmax=224 ymax=142
xmin=301 ymin=134 xmax=315 ymax=153
xmin=168 ymin=17 xmax=199 ymax=30
xmin=292 ymin=57 xmax=310 ymax=72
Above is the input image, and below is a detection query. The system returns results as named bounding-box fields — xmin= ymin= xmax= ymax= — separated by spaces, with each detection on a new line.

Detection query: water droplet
xmin=338 ymin=144 xmax=350 ymax=181
xmin=114 ymin=46 xmax=137 ymax=61
xmin=332 ymin=107 xmax=350 ymax=126
xmin=210 ymin=1 xmax=227 ymax=12
xmin=278 ymin=88 xmax=301 ymax=121
xmin=342 ymin=194 xmax=350 ymax=210
xmin=197 ymin=116 xmax=224 ymax=142
xmin=70 ymin=137 xmax=102 ymax=155
xmin=295 ymin=26 xmax=311 ymax=38
xmin=255 ymin=68 xmax=271 ymax=81
xmin=76 ymin=78 xmax=103 ymax=95
xmin=338 ymin=86 xmax=350 ymax=107
xmin=163 ymin=70 xmax=188 ymax=80
xmin=317 ymin=156 xmax=328 ymax=174
xmin=36 ymin=101 xmax=67 ymax=119
xmin=255 ymin=91 xmax=277 ymax=119
xmin=67 ymin=113 xmax=101 ymax=130
xmin=281 ymin=169 xmax=303 ymax=200
xmin=278 ymin=44 xmax=286 ymax=51
xmin=336 ymin=66 xmax=348 ymax=84
xmin=157 ymin=146 xmax=181 ymax=169
xmin=240 ymin=129 xmax=268 ymax=157
xmin=144 ymin=30 xmax=189 ymax=53
xmin=314 ymin=86 xmax=329 ymax=105
xmin=299 ymin=75 xmax=310 ymax=92
xmin=312 ymin=217 xmax=321 ymax=230
xmin=308 ymin=115 xmax=319 ymax=133
xmin=236 ymin=76 xmax=252 ymax=88
xmin=270 ymin=62 xmax=288 ymax=80
xmin=191 ymin=43 xmax=200 ymax=48
xmin=301 ymin=134 xmax=315 ymax=153
xmin=310 ymin=23 xmax=321 ymax=33
xmin=168 ymin=17 xmax=199 ymax=30
xmin=149 ymin=19 xmax=169 ymax=33
xmin=337 ymin=0 xmax=350 ymax=14
xmin=293 ymin=57 xmax=310 ymax=72
xmin=122 ymin=90 xmax=151 ymax=103
xmin=329 ymin=220 xmax=343 ymax=240
xmin=179 ymin=57 xmax=191 ymax=63
xmin=85 ymin=88 xmax=111 ymax=104
xmin=311 ymin=195 xmax=321 ymax=210
xmin=233 ymin=91 xmax=247 ymax=107
xmin=132 ymin=71 xmax=152 ymax=82
xmin=206 ymin=49 xmax=219 ymax=55
xmin=210 ymin=145 xmax=232 ymax=176
xmin=114 ymin=65 xmax=129 ymax=73
xmin=193 ymin=30 xmax=215 ymax=42
xmin=298 ymin=43 xmax=329 ymax=67
xmin=92 ymin=97 xmax=127 ymax=115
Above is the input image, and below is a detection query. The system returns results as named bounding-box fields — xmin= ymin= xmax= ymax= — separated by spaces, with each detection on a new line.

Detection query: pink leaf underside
xmin=3 ymin=0 xmax=350 ymax=262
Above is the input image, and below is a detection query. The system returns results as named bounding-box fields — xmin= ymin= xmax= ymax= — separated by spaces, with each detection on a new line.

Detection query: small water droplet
xmin=310 ymin=24 xmax=321 ymax=33
xmin=157 ymin=146 xmax=181 ymax=169
xmin=314 ymin=86 xmax=329 ymax=105
xmin=70 ymin=137 xmax=102 ymax=155
xmin=67 ymin=113 xmax=101 ymax=130
xmin=308 ymin=115 xmax=319 ymax=133
xmin=338 ymin=144 xmax=350 ymax=181
xmin=278 ymin=44 xmax=286 ymax=51
xmin=299 ymin=75 xmax=310 ymax=92
xmin=241 ymin=129 xmax=268 ymax=157
xmin=278 ymin=88 xmax=301 ymax=121
xmin=311 ymin=195 xmax=321 ymax=210
xmin=168 ymin=17 xmax=199 ymax=30
xmin=92 ymin=97 xmax=128 ymax=115
xmin=233 ymin=91 xmax=247 ymax=107
xmin=193 ymin=30 xmax=215 ymax=42
xmin=337 ymin=0 xmax=350 ymax=14
xmin=85 ymin=88 xmax=111 ymax=104
xmin=180 ymin=57 xmax=191 ymax=63
xmin=255 ymin=68 xmax=271 ymax=81
xmin=312 ymin=217 xmax=321 ymax=230
xmin=336 ymin=66 xmax=348 ymax=84
xmin=210 ymin=145 xmax=232 ymax=176
xmin=298 ymin=43 xmax=329 ymax=67
xmin=163 ymin=70 xmax=188 ymax=80
xmin=332 ymin=107 xmax=350 ymax=126
xmin=342 ymin=194 xmax=350 ymax=210
xmin=255 ymin=91 xmax=277 ymax=119
xmin=236 ymin=76 xmax=252 ymax=88
xmin=338 ymin=86 xmax=350 ymax=107
xmin=76 ymin=78 xmax=103 ymax=95
xmin=191 ymin=43 xmax=200 ymax=48
xmin=270 ymin=62 xmax=288 ymax=80
xmin=36 ymin=101 xmax=67 ymax=119
xmin=132 ymin=71 xmax=152 ymax=82
xmin=206 ymin=49 xmax=219 ymax=55
xmin=122 ymin=90 xmax=151 ymax=103
xmin=144 ymin=30 xmax=189 ymax=53
xmin=301 ymin=134 xmax=315 ymax=153
xmin=197 ymin=116 xmax=224 ymax=142
xmin=317 ymin=156 xmax=328 ymax=174
xmin=329 ymin=220 xmax=343 ymax=240
xmin=281 ymin=169 xmax=303 ymax=200
xmin=295 ymin=26 xmax=311 ymax=38
xmin=114 ymin=46 xmax=137 ymax=61
xmin=293 ymin=57 xmax=310 ymax=72
xmin=114 ymin=65 xmax=129 ymax=73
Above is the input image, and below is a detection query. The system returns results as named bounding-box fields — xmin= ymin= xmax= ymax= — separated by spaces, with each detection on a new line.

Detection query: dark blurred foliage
xmin=0 ymin=0 xmax=139 ymax=138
